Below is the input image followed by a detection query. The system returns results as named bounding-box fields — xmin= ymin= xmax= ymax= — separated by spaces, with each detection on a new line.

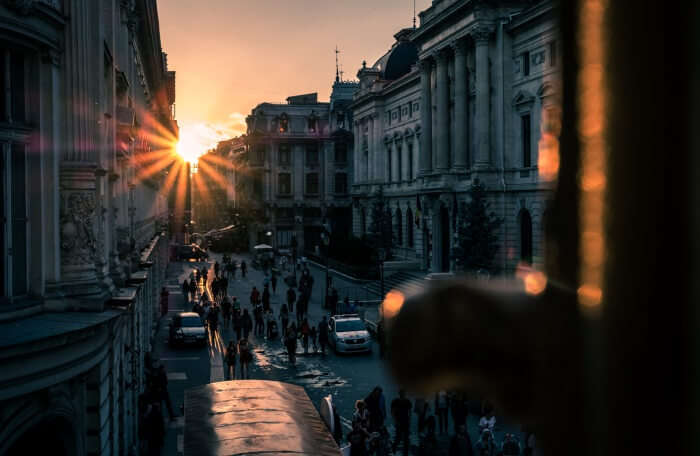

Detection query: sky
xmin=158 ymin=0 xmax=432 ymax=160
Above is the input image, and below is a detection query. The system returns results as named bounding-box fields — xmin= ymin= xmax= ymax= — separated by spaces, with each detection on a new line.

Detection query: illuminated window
xmin=278 ymin=114 xmax=289 ymax=133
xmin=308 ymin=116 xmax=318 ymax=133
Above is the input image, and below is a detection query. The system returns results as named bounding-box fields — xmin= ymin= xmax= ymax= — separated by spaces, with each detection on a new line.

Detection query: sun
xmin=175 ymin=128 xmax=206 ymax=163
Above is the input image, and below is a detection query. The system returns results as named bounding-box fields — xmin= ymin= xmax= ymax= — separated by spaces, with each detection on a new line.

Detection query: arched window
xmin=396 ymin=207 xmax=403 ymax=246
xmin=406 ymin=208 xmax=414 ymax=248
xmin=520 ymin=209 xmax=533 ymax=264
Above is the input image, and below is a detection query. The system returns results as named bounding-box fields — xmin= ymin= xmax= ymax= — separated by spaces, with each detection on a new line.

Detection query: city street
xmin=153 ymin=251 xmax=519 ymax=455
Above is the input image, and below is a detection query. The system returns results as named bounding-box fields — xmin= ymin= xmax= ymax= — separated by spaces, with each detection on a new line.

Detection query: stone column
xmin=474 ymin=25 xmax=493 ymax=167
xmin=401 ymin=138 xmax=409 ymax=181
xmin=373 ymin=112 xmax=384 ymax=182
xmin=453 ymin=40 xmax=469 ymax=171
xmin=353 ymin=121 xmax=360 ymax=183
xmin=392 ymin=140 xmax=400 ymax=183
xmin=435 ymin=50 xmax=450 ymax=171
xmin=368 ymin=117 xmax=374 ymax=181
xmin=419 ymin=59 xmax=433 ymax=174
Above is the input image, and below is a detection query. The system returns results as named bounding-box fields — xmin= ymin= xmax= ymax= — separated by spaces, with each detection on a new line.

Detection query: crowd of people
xmin=343 ymin=387 xmax=541 ymax=456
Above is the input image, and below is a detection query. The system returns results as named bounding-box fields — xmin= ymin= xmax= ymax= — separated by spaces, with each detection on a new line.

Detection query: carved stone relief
xmin=60 ymin=192 xmax=98 ymax=266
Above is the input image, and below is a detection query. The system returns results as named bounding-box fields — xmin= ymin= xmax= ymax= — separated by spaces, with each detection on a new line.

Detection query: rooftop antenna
xmin=413 ymin=0 xmax=416 ymax=28
xmin=335 ymin=46 xmax=340 ymax=83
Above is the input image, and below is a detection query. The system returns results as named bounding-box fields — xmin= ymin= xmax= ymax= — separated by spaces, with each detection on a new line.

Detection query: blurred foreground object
xmin=388 ymin=1 xmax=692 ymax=456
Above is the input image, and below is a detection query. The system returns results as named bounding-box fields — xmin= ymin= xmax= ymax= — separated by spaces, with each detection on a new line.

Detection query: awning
xmin=184 ymin=380 xmax=340 ymax=456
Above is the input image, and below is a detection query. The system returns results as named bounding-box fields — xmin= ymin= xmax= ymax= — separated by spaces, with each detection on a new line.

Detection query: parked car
xmin=176 ymin=244 xmax=208 ymax=261
xmin=169 ymin=312 xmax=207 ymax=346
xmin=328 ymin=314 xmax=371 ymax=354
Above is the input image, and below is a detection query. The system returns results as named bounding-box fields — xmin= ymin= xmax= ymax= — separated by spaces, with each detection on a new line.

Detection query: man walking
xmin=318 ymin=316 xmax=329 ymax=355
xmin=391 ymin=390 xmax=412 ymax=455
xmin=287 ymin=287 xmax=296 ymax=313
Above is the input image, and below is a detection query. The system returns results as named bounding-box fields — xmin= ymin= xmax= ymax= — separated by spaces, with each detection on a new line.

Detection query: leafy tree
xmin=366 ymin=187 xmax=394 ymax=260
xmin=452 ymin=179 xmax=503 ymax=272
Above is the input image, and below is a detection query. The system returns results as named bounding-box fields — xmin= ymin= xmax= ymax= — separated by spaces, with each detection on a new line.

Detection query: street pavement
xmin=152 ymin=252 xmax=523 ymax=455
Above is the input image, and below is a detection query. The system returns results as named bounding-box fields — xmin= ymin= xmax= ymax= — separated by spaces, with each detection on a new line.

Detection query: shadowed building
xmin=351 ymin=0 xmax=559 ymax=274
xmin=0 ymin=1 xmax=176 ymax=454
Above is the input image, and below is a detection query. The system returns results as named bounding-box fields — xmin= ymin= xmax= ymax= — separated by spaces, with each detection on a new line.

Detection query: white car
xmin=328 ymin=315 xmax=371 ymax=354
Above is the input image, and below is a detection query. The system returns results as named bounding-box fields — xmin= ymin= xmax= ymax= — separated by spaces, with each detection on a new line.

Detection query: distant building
xmin=351 ymin=0 xmax=558 ymax=273
xmin=0 ymin=1 xmax=176 ymax=454
xmin=244 ymin=84 xmax=357 ymax=253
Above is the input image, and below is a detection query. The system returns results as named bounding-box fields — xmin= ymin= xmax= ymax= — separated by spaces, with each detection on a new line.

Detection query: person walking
xmin=222 ymin=297 xmax=231 ymax=329
xmin=266 ymin=308 xmax=276 ymax=340
xmin=279 ymin=303 xmax=289 ymax=338
xmin=451 ymin=393 xmax=469 ymax=435
xmin=225 ymin=340 xmax=237 ymax=380
xmin=448 ymin=424 xmax=474 ymax=456
xmin=419 ymin=416 xmax=439 ymax=456
xmin=250 ymin=286 xmax=260 ymax=307
xmin=230 ymin=260 xmax=236 ymax=279
xmin=474 ymin=429 xmax=496 ymax=456
xmin=214 ymin=261 xmax=220 ymax=277
xmin=195 ymin=268 xmax=201 ymax=285
xmin=296 ymin=294 xmax=305 ymax=323
xmin=182 ymin=280 xmax=190 ymax=306
xmin=352 ymin=399 xmax=370 ymax=433
xmin=238 ymin=338 xmax=252 ymax=379
xmin=241 ymin=260 xmax=247 ymax=278
xmin=300 ymin=318 xmax=310 ymax=354
xmin=435 ymin=390 xmax=450 ymax=435
xmin=189 ymin=278 xmax=197 ymax=302
xmin=254 ymin=303 xmax=264 ymax=336
xmin=309 ymin=325 xmax=317 ymax=352
xmin=318 ymin=316 xmax=329 ymax=355
xmin=233 ymin=306 xmax=242 ymax=341
xmin=346 ymin=421 xmax=370 ymax=456
xmin=202 ymin=266 xmax=208 ymax=284
xmin=285 ymin=322 xmax=298 ymax=365
xmin=271 ymin=273 xmax=278 ymax=294
xmin=501 ymin=433 xmax=521 ymax=456
xmin=391 ymin=390 xmax=412 ymax=455
xmin=364 ymin=386 xmax=386 ymax=432
xmin=377 ymin=320 xmax=386 ymax=359
xmin=153 ymin=364 xmax=176 ymax=421
xmin=414 ymin=396 xmax=430 ymax=436
xmin=287 ymin=287 xmax=296 ymax=313
xmin=241 ymin=309 xmax=253 ymax=340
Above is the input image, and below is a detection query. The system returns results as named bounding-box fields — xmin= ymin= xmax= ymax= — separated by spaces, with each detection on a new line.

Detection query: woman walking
xmin=225 ymin=341 xmax=237 ymax=380
xmin=238 ymin=338 xmax=253 ymax=379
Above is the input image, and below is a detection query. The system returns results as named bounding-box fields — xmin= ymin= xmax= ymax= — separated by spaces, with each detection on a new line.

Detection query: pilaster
xmin=435 ymin=49 xmax=450 ymax=171
xmin=453 ymin=39 xmax=469 ymax=171
xmin=419 ymin=59 xmax=433 ymax=175
xmin=473 ymin=23 xmax=494 ymax=168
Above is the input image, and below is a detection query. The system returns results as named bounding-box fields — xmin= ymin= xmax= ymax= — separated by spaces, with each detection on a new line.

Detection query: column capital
xmin=434 ymin=48 xmax=451 ymax=64
xmin=418 ymin=58 xmax=433 ymax=73
xmin=453 ymin=39 xmax=469 ymax=56
xmin=471 ymin=23 xmax=494 ymax=44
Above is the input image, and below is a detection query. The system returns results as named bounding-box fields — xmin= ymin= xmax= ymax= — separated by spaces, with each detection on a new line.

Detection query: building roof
xmin=371 ymin=29 xmax=419 ymax=81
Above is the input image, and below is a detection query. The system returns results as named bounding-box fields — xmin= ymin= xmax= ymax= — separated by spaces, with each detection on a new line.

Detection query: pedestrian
xmin=254 ymin=304 xmax=264 ymax=336
xmin=143 ymin=401 xmax=165 ymax=455
xmin=419 ymin=416 xmax=439 ymax=456
xmin=195 ymin=268 xmax=201 ymax=284
xmin=230 ymin=260 xmax=236 ymax=279
xmin=182 ymin=280 xmax=190 ymax=305
xmin=250 ymin=286 xmax=260 ymax=307
xmin=189 ymin=278 xmax=197 ymax=302
xmin=296 ymin=295 xmax=305 ymax=323
xmin=202 ymin=267 xmax=208 ymax=284
xmin=160 ymin=287 xmax=169 ymax=317
xmin=501 ymin=433 xmax=521 ymax=456
xmin=287 ymin=287 xmax=296 ymax=313
xmin=285 ymin=322 xmax=298 ymax=365
xmin=214 ymin=261 xmax=220 ymax=277
xmin=233 ymin=307 xmax=242 ymax=341
xmin=280 ymin=303 xmax=290 ymax=337
xmin=352 ymin=399 xmax=370 ymax=433
xmin=300 ymin=318 xmax=310 ymax=353
xmin=435 ymin=390 xmax=450 ymax=435
xmin=271 ymin=273 xmax=278 ymax=294
xmin=364 ymin=386 xmax=386 ymax=432
xmin=346 ymin=421 xmax=370 ymax=456
xmin=414 ymin=396 xmax=430 ymax=435
xmin=478 ymin=411 xmax=496 ymax=435
xmin=225 ymin=340 xmax=237 ymax=380
xmin=241 ymin=309 xmax=253 ymax=340
xmin=207 ymin=304 xmax=219 ymax=334
xmin=377 ymin=320 xmax=386 ymax=359
xmin=153 ymin=364 xmax=175 ymax=421
xmin=241 ymin=260 xmax=247 ymax=278
xmin=318 ymin=315 xmax=329 ymax=355
xmin=391 ymin=390 xmax=412 ymax=455
xmin=221 ymin=297 xmax=231 ymax=329
xmin=266 ymin=308 xmax=276 ymax=339
xmin=448 ymin=424 xmax=474 ymax=456
xmin=238 ymin=338 xmax=252 ymax=379
xmin=474 ymin=429 xmax=496 ymax=456
xmin=262 ymin=284 xmax=270 ymax=312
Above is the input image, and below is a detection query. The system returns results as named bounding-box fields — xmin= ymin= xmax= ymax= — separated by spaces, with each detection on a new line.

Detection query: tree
xmin=452 ymin=179 xmax=503 ymax=272
xmin=366 ymin=186 xmax=394 ymax=259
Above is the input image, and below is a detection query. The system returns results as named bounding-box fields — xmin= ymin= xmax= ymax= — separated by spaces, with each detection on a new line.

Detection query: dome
xmin=372 ymin=40 xmax=418 ymax=81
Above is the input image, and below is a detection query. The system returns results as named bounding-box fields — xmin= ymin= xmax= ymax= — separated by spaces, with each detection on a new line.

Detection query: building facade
xmin=0 ymin=0 xmax=176 ymax=454
xmin=244 ymin=86 xmax=357 ymax=253
xmin=351 ymin=0 xmax=558 ymax=273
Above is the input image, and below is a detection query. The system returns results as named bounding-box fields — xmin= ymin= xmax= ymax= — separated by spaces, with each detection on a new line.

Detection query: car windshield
xmin=181 ymin=317 xmax=202 ymax=327
xmin=335 ymin=320 xmax=365 ymax=333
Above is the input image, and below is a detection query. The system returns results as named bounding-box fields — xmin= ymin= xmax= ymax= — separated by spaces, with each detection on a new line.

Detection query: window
xmin=308 ymin=117 xmax=318 ymax=133
xmin=335 ymin=173 xmax=347 ymax=194
xmin=306 ymin=173 xmax=319 ymax=194
xmin=521 ymin=114 xmax=531 ymax=167
xmin=336 ymin=112 xmax=345 ymax=129
xmin=278 ymin=173 xmax=291 ymax=195
xmin=522 ymin=51 xmax=530 ymax=76
xmin=550 ymin=41 xmax=557 ymax=67
xmin=278 ymin=144 xmax=290 ymax=165
xmin=520 ymin=210 xmax=533 ymax=264
xmin=276 ymin=229 xmax=293 ymax=248
xmin=306 ymin=144 xmax=319 ymax=165
xmin=407 ymin=143 xmax=414 ymax=180
xmin=0 ymin=48 xmax=27 ymax=124
xmin=335 ymin=141 xmax=347 ymax=163
xmin=252 ymin=171 xmax=263 ymax=198
xmin=278 ymin=114 xmax=289 ymax=133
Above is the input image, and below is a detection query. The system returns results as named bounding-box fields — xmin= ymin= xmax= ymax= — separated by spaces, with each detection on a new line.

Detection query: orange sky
xmin=158 ymin=0 xmax=431 ymax=159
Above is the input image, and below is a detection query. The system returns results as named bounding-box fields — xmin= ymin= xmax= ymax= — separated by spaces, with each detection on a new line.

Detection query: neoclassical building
xmin=351 ymin=0 xmax=558 ymax=273
xmin=244 ymin=84 xmax=357 ymax=253
xmin=0 ymin=1 xmax=176 ymax=454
